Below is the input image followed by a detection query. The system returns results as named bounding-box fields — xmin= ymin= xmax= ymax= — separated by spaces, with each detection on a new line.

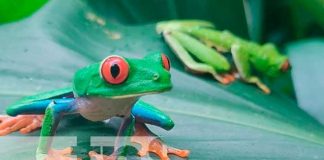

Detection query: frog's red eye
xmin=161 ymin=54 xmax=170 ymax=71
xmin=100 ymin=56 xmax=129 ymax=84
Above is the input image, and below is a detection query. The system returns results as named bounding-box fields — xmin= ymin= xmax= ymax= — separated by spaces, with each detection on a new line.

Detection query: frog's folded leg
xmin=6 ymin=98 xmax=75 ymax=116
xmin=130 ymin=100 xmax=190 ymax=160
xmin=162 ymin=30 xmax=235 ymax=84
xmin=6 ymin=87 xmax=74 ymax=116
xmin=0 ymin=87 xmax=74 ymax=136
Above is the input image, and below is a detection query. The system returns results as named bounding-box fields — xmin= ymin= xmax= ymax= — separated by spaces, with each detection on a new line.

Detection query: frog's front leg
xmin=163 ymin=31 xmax=234 ymax=84
xmin=36 ymin=101 xmax=78 ymax=160
xmin=90 ymin=101 xmax=190 ymax=160
xmin=231 ymin=44 xmax=271 ymax=94
xmin=130 ymin=101 xmax=190 ymax=160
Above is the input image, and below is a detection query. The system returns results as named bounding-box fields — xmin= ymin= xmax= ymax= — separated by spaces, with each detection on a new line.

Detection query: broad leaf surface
xmin=0 ymin=0 xmax=323 ymax=159
xmin=286 ymin=39 xmax=324 ymax=124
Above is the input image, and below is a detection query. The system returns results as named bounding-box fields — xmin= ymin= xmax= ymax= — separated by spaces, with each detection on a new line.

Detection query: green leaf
xmin=294 ymin=0 xmax=324 ymax=29
xmin=243 ymin=0 xmax=264 ymax=42
xmin=0 ymin=0 xmax=323 ymax=159
xmin=286 ymin=39 xmax=324 ymax=124
xmin=0 ymin=0 xmax=48 ymax=24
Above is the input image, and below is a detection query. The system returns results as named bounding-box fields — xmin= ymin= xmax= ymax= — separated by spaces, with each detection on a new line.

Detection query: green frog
xmin=0 ymin=52 xmax=189 ymax=160
xmin=157 ymin=20 xmax=290 ymax=94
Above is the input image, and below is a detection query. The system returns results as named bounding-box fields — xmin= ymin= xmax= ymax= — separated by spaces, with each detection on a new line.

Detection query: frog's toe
xmin=0 ymin=115 xmax=43 ymax=136
xmin=220 ymin=74 xmax=236 ymax=84
xmin=167 ymin=147 xmax=190 ymax=158
xmin=46 ymin=147 xmax=80 ymax=160
xmin=0 ymin=128 xmax=12 ymax=136
xmin=88 ymin=151 xmax=117 ymax=160
xmin=131 ymin=123 xmax=189 ymax=160
xmin=132 ymin=137 xmax=189 ymax=160
xmin=0 ymin=115 xmax=8 ymax=122
xmin=0 ymin=115 xmax=29 ymax=136
xmin=19 ymin=116 xmax=43 ymax=134
xmin=226 ymin=73 xmax=236 ymax=82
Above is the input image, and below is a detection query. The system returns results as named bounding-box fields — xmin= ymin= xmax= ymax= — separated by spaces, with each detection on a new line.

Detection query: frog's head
xmin=261 ymin=44 xmax=290 ymax=77
xmin=73 ymin=53 xmax=172 ymax=98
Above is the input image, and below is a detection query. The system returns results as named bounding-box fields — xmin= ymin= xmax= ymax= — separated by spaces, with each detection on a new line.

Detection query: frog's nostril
xmin=153 ymin=73 xmax=160 ymax=81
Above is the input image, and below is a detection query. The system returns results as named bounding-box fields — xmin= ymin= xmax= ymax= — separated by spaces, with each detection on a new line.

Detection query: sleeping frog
xmin=157 ymin=20 xmax=290 ymax=94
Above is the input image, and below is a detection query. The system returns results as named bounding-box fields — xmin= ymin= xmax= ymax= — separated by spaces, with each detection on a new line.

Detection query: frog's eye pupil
xmin=161 ymin=54 xmax=171 ymax=71
xmin=110 ymin=64 xmax=120 ymax=78
xmin=100 ymin=56 xmax=129 ymax=84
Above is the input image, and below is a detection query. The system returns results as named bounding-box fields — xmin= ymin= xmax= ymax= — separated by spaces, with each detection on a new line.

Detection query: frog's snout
xmin=153 ymin=73 xmax=160 ymax=81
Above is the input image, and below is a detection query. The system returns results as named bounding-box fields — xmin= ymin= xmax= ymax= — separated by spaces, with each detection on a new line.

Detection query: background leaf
xmin=243 ymin=0 xmax=264 ymax=42
xmin=262 ymin=0 xmax=324 ymax=44
xmin=0 ymin=0 xmax=48 ymax=24
xmin=286 ymin=39 xmax=324 ymax=124
xmin=0 ymin=0 xmax=324 ymax=159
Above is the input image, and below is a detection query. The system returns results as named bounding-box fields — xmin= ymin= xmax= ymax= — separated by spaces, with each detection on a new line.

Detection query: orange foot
xmin=88 ymin=151 xmax=117 ymax=160
xmin=220 ymin=73 xmax=236 ymax=84
xmin=46 ymin=147 xmax=80 ymax=160
xmin=131 ymin=123 xmax=190 ymax=160
xmin=0 ymin=115 xmax=43 ymax=136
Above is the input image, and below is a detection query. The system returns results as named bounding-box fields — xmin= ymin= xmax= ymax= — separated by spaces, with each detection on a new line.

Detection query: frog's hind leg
xmin=163 ymin=31 xmax=234 ymax=84
xmin=0 ymin=99 xmax=52 ymax=136
xmin=0 ymin=115 xmax=43 ymax=135
xmin=130 ymin=101 xmax=190 ymax=160
xmin=0 ymin=98 xmax=75 ymax=136
xmin=231 ymin=44 xmax=271 ymax=94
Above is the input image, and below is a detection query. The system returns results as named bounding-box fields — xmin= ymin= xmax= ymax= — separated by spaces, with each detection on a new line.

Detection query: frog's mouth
xmin=109 ymin=85 xmax=172 ymax=99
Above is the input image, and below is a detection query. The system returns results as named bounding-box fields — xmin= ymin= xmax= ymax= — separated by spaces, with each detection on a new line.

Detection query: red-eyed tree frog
xmin=0 ymin=53 xmax=189 ymax=160
xmin=157 ymin=20 xmax=290 ymax=94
